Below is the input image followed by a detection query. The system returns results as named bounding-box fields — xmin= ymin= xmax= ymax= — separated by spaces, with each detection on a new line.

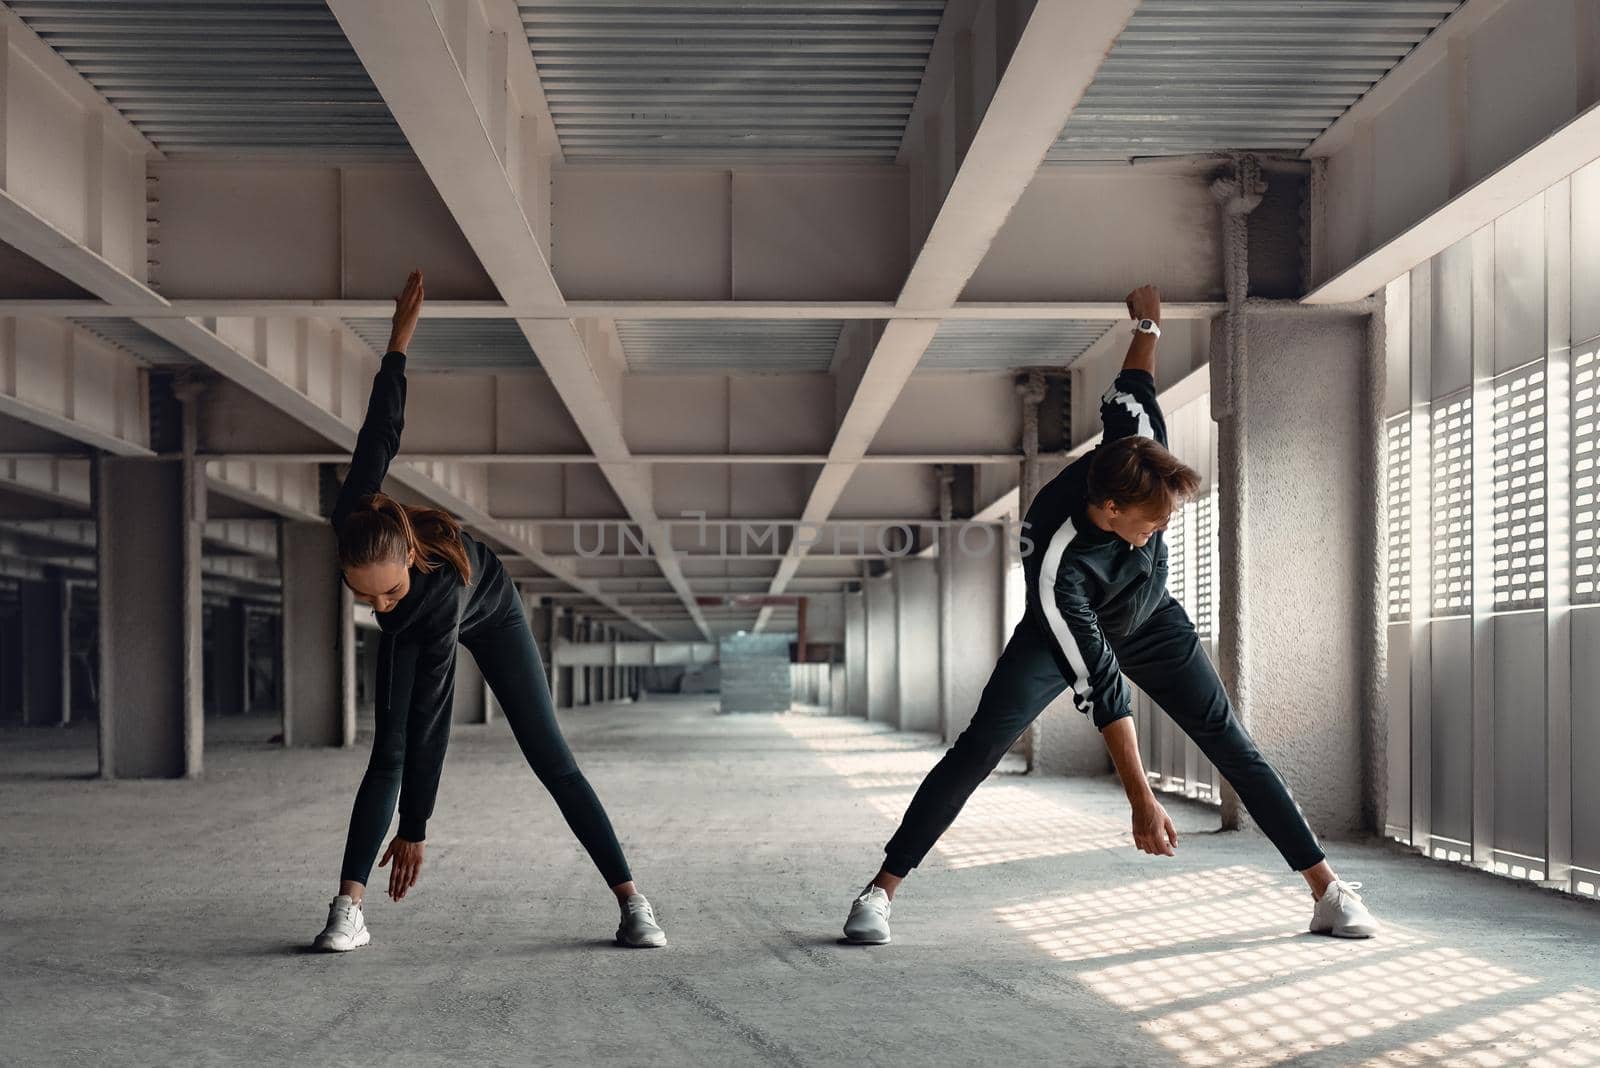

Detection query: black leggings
xmin=882 ymin=596 xmax=1325 ymax=877
xmin=339 ymin=611 xmax=633 ymax=888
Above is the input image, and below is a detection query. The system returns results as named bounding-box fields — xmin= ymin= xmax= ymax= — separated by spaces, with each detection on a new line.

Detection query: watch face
xmin=1138 ymin=319 xmax=1155 ymax=330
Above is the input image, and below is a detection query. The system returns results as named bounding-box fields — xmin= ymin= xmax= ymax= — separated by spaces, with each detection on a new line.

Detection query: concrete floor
xmin=2 ymin=697 xmax=1598 ymax=1067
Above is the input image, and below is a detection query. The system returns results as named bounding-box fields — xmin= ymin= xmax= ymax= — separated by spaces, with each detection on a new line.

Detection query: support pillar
xmin=279 ymin=521 xmax=355 ymax=748
xmin=845 ymin=588 xmax=867 ymax=718
xmin=894 ymin=558 xmax=941 ymax=734
xmin=1219 ymin=306 xmax=1376 ymax=836
xmin=574 ymin=617 xmax=590 ymax=706
xmin=864 ymin=570 xmax=898 ymax=725
xmin=552 ymin=605 xmax=571 ymax=709
xmin=96 ymin=453 xmax=204 ymax=778
xmin=20 ymin=578 xmax=64 ymax=727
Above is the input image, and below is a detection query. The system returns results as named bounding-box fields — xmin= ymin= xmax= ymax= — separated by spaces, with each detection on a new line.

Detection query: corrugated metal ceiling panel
xmin=519 ymin=1 xmax=944 ymax=161
xmin=920 ymin=320 xmax=1112 ymax=371
xmin=344 ymin=319 xmax=542 ymax=373
xmin=617 ymin=320 xmax=841 ymax=373
xmin=71 ymin=318 xmax=196 ymax=368
xmin=8 ymin=0 xmax=410 ymax=158
xmin=1049 ymin=0 xmax=1465 ymax=162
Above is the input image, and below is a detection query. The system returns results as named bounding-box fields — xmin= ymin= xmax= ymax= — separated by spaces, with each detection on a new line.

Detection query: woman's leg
xmin=465 ymin=615 xmax=634 ymax=896
xmin=336 ymin=637 xmax=416 ymax=903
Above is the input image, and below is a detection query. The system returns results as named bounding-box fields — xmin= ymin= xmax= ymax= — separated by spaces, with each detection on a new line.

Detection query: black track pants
xmin=881 ymin=597 xmax=1325 ymax=877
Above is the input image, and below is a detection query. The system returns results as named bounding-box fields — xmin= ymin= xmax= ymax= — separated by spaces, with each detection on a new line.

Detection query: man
xmin=842 ymin=285 xmax=1378 ymax=944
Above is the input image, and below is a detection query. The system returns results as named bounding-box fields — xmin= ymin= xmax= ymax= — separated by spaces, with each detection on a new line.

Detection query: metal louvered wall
xmin=1571 ymin=346 xmax=1600 ymax=605
xmin=1048 ymin=0 xmax=1465 ymax=162
xmin=518 ymin=1 xmax=944 ymax=161
xmin=1386 ymin=415 xmax=1413 ymax=622
xmin=1132 ymin=394 xmax=1220 ymax=805
xmin=6 ymin=0 xmax=410 ymax=158
xmin=1385 ymin=164 xmax=1600 ymax=900
xmin=1492 ymin=363 xmax=1547 ymax=611
xmin=1429 ymin=392 xmax=1472 ymax=617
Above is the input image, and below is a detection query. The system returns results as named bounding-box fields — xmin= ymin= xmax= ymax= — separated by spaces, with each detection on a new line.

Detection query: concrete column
xmin=553 ymin=606 xmax=571 ymax=709
xmin=599 ymin=626 xmax=612 ymax=703
xmin=279 ymin=521 xmax=355 ymax=748
xmin=845 ymin=589 xmax=867 ymax=718
xmin=20 ymin=578 xmax=65 ymax=727
xmin=941 ymin=520 xmax=1007 ymax=744
xmin=574 ymin=618 xmax=590 ymax=706
xmin=894 ymin=558 xmax=941 ymax=734
xmin=207 ymin=599 xmax=248 ymax=718
xmin=864 ymin=571 xmax=898 ymax=725
xmin=539 ymin=600 xmax=556 ymax=661
xmin=96 ymin=454 xmax=204 ymax=778
xmin=1219 ymin=308 xmax=1376 ymax=835
xmin=454 ymin=646 xmax=488 ymax=724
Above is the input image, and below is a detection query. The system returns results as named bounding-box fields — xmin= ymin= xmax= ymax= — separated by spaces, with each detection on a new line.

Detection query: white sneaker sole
xmin=313 ymin=928 xmax=372 ymax=952
xmin=843 ymin=931 xmax=891 ymax=945
xmin=616 ymin=933 xmax=668 ymax=948
xmin=1311 ymin=926 xmax=1376 ymax=939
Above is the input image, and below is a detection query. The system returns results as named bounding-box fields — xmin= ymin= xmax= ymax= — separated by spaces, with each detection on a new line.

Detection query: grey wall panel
xmin=1570 ymin=609 xmax=1600 ymax=876
xmin=1494 ymin=195 xmax=1548 ymax=372
xmin=1430 ymin=619 xmax=1474 ymax=847
xmin=1493 ymin=613 xmax=1547 ymax=860
xmin=1432 ymin=241 xmax=1474 ymax=397
xmin=1387 ymin=622 xmax=1413 ymax=836
xmin=1571 ymin=159 xmax=1600 ymax=346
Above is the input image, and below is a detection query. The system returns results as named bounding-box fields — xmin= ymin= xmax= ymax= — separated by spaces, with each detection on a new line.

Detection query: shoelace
xmin=1333 ymin=880 xmax=1365 ymax=903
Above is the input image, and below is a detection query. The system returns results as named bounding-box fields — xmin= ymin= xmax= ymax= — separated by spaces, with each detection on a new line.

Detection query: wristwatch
xmin=1133 ymin=318 xmax=1161 ymax=338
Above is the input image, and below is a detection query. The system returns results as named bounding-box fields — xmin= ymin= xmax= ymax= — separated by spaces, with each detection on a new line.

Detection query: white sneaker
xmin=312 ymin=894 xmax=372 ymax=952
xmin=1310 ymin=879 xmax=1379 ymax=938
xmin=843 ymin=886 xmax=892 ymax=945
xmin=616 ymin=894 xmax=667 ymax=948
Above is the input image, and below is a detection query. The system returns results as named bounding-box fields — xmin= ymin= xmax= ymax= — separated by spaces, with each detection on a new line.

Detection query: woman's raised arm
xmin=330 ymin=270 xmax=424 ymax=530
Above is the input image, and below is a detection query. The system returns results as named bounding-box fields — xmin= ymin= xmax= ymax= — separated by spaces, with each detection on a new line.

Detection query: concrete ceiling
xmin=0 ymin=0 xmax=1510 ymax=638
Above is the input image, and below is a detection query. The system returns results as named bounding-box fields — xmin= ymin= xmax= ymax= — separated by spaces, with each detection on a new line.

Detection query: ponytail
xmin=337 ymin=492 xmax=472 ymax=586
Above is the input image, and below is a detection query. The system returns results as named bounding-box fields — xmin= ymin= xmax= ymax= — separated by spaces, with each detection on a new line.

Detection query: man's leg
xmin=879 ymin=616 xmax=1069 ymax=880
xmin=1109 ymin=598 xmax=1325 ymax=873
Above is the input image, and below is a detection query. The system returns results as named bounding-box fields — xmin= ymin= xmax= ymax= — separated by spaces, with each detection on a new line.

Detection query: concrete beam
xmin=329 ymin=0 xmax=710 ymax=639
xmin=197 ymin=451 xmax=1050 ymax=466
xmin=1 ymin=13 xmax=646 ymax=630
xmin=755 ymin=0 xmax=1134 ymax=631
xmin=0 ymin=318 xmax=149 ymax=455
xmin=0 ymin=299 xmax=1226 ymax=321
xmin=1307 ymin=0 xmax=1600 ymax=303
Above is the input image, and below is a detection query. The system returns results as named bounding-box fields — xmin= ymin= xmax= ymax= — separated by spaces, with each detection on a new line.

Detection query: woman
xmin=312 ymin=270 xmax=666 ymax=951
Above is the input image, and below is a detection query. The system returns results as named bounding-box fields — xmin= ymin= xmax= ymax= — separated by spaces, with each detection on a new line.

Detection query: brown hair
xmin=1086 ymin=437 xmax=1203 ymax=514
xmin=337 ymin=492 xmax=472 ymax=586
